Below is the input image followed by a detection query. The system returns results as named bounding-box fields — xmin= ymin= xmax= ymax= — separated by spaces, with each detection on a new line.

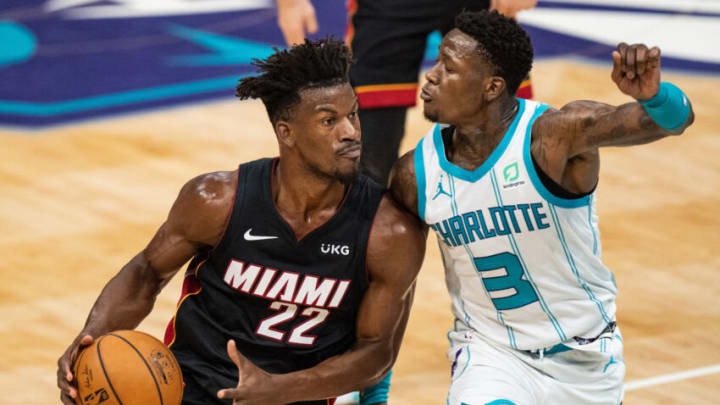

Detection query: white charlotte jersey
xmin=415 ymin=99 xmax=617 ymax=351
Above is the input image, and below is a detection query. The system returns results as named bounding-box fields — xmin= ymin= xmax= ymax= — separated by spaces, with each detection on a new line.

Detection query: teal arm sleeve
xmin=638 ymin=82 xmax=691 ymax=131
xmin=360 ymin=370 xmax=392 ymax=405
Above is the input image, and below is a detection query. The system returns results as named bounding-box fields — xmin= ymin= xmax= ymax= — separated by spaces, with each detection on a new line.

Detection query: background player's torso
xmin=416 ymin=99 xmax=617 ymax=351
xmin=166 ymin=158 xmax=383 ymax=403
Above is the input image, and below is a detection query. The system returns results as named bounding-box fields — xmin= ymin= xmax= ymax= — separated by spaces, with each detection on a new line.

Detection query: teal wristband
xmin=360 ymin=370 xmax=392 ymax=405
xmin=638 ymin=82 xmax=690 ymax=131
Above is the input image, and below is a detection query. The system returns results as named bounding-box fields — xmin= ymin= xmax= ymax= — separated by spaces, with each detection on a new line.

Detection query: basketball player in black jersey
xmin=57 ymin=38 xmax=426 ymax=405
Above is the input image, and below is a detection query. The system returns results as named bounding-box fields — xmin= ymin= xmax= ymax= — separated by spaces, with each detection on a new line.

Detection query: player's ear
xmin=485 ymin=76 xmax=506 ymax=102
xmin=275 ymin=120 xmax=296 ymax=148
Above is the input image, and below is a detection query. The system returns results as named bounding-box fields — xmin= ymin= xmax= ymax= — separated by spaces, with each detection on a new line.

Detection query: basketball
xmin=73 ymin=330 xmax=183 ymax=405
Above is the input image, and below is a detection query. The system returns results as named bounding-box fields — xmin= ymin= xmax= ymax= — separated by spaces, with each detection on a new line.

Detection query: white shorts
xmin=446 ymin=327 xmax=625 ymax=405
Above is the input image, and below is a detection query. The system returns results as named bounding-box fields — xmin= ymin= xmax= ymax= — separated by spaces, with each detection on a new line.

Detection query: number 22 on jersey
xmin=256 ymin=302 xmax=329 ymax=345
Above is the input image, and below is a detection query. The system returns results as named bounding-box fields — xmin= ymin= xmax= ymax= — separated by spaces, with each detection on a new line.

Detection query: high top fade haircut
xmin=235 ymin=37 xmax=353 ymax=125
xmin=455 ymin=10 xmax=533 ymax=96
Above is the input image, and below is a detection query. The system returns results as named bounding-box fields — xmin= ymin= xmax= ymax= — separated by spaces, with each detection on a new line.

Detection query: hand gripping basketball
xmin=611 ymin=42 xmax=662 ymax=100
xmin=218 ymin=340 xmax=283 ymax=405
xmin=57 ymin=334 xmax=94 ymax=405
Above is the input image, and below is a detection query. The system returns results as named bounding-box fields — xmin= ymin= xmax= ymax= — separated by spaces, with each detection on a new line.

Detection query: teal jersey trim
xmin=414 ymin=138 xmax=427 ymax=222
xmin=587 ymin=194 xmax=599 ymax=255
xmin=489 ymin=170 xmax=568 ymax=342
xmin=433 ymin=99 xmax=526 ymax=183
xmin=548 ymin=204 xmax=611 ymax=323
xmin=522 ymin=104 xmax=592 ymax=208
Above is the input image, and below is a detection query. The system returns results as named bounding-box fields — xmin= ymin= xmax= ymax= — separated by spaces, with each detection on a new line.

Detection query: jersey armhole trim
xmin=414 ymin=138 xmax=427 ymax=222
xmin=523 ymin=105 xmax=592 ymax=208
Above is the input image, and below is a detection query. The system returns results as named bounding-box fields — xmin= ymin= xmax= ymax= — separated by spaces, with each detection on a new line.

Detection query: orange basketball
xmin=73 ymin=330 xmax=183 ymax=405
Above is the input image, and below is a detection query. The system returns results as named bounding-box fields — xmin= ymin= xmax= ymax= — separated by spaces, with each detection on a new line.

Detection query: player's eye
xmin=323 ymin=118 xmax=335 ymax=126
xmin=348 ymin=111 xmax=357 ymax=120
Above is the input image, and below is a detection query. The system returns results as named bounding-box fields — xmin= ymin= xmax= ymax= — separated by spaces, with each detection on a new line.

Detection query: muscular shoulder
xmin=532 ymin=102 xmax=612 ymax=162
xmin=168 ymin=170 xmax=238 ymax=247
xmin=533 ymin=100 xmax=615 ymax=143
xmin=388 ymin=150 xmax=419 ymax=217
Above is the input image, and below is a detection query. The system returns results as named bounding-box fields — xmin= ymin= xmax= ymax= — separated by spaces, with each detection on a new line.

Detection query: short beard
xmin=307 ymin=160 xmax=358 ymax=185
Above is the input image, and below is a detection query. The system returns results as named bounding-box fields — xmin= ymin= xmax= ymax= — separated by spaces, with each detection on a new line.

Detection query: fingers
xmin=227 ymin=339 xmax=242 ymax=368
xmin=615 ymin=43 xmax=660 ymax=80
xmin=635 ymin=45 xmax=647 ymax=76
xmin=648 ymin=46 xmax=661 ymax=69
xmin=625 ymin=45 xmax=637 ymax=79
xmin=79 ymin=334 xmax=94 ymax=346
xmin=279 ymin=21 xmax=305 ymax=46
xmin=57 ymin=334 xmax=94 ymax=402
xmin=217 ymin=387 xmax=241 ymax=400
xmin=61 ymin=391 xmax=77 ymax=405
xmin=304 ymin=11 xmax=318 ymax=35
xmin=611 ymin=50 xmax=622 ymax=84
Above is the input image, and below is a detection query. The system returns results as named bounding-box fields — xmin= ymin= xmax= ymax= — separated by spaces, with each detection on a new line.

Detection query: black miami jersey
xmin=164 ymin=158 xmax=384 ymax=405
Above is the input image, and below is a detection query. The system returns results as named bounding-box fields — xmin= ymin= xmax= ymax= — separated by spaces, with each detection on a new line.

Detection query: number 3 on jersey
xmin=473 ymin=252 xmax=539 ymax=310
xmin=256 ymin=301 xmax=329 ymax=345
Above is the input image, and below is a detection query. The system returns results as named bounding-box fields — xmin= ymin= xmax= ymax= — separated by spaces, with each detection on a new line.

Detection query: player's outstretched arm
xmin=218 ymin=195 xmax=426 ymax=404
xmin=537 ymin=43 xmax=694 ymax=160
xmin=56 ymin=171 xmax=236 ymax=405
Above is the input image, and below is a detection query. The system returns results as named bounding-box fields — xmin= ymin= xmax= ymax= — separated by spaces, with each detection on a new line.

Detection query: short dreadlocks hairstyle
xmin=235 ymin=37 xmax=352 ymax=125
xmin=455 ymin=10 xmax=533 ymax=96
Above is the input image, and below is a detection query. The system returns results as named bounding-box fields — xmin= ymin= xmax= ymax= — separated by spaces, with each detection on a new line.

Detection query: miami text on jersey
xmin=222 ymin=259 xmax=351 ymax=308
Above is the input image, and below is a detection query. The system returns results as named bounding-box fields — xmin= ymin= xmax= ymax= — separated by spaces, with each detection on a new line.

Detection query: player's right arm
xmin=56 ymin=170 xmax=237 ymax=405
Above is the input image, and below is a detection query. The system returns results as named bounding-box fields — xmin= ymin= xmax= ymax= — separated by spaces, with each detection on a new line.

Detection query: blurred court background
xmin=1 ymin=0 xmax=718 ymax=403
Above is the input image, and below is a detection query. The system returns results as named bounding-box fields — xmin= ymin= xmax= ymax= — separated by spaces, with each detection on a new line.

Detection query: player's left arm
xmin=546 ymin=43 xmax=694 ymax=152
xmin=532 ymin=43 xmax=694 ymax=191
xmin=217 ymin=195 xmax=426 ymax=404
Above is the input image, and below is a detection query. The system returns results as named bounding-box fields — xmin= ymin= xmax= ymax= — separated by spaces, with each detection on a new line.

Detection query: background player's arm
xmin=56 ymin=171 xmax=236 ymax=405
xmin=218 ymin=196 xmax=426 ymax=404
xmin=532 ymin=43 xmax=694 ymax=193
xmin=276 ymin=0 xmax=318 ymax=45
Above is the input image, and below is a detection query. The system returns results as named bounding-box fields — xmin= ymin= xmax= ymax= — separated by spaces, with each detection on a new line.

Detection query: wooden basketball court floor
xmin=1 ymin=59 xmax=718 ymax=404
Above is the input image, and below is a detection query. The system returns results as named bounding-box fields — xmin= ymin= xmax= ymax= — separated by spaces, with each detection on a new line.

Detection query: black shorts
xmin=347 ymin=0 xmax=490 ymax=108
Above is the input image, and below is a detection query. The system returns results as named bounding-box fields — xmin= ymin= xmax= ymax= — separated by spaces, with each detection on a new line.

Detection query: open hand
xmin=217 ymin=340 xmax=283 ymax=405
xmin=277 ymin=0 xmax=318 ymax=46
xmin=611 ymin=42 xmax=661 ymax=100
xmin=57 ymin=334 xmax=94 ymax=405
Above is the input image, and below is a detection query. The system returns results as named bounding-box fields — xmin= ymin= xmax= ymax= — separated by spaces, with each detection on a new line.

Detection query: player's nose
xmin=337 ymin=116 xmax=359 ymax=142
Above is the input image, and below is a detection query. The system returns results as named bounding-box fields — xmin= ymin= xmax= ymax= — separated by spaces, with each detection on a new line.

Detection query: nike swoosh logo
xmin=243 ymin=229 xmax=278 ymax=241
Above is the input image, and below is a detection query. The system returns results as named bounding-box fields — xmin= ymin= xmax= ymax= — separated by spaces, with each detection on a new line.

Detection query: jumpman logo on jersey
xmin=432 ymin=174 xmax=452 ymax=200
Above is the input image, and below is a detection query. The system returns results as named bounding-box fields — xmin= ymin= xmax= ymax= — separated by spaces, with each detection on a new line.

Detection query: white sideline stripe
xmin=624 ymin=364 xmax=720 ymax=391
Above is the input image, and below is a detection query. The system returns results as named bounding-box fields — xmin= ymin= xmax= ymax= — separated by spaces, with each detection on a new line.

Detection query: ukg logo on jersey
xmin=502 ymin=162 xmax=525 ymax=189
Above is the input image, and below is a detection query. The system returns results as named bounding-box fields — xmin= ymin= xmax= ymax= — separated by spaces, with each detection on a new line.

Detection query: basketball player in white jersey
xmin=390 ymin=10 xmax=694 ymax=405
